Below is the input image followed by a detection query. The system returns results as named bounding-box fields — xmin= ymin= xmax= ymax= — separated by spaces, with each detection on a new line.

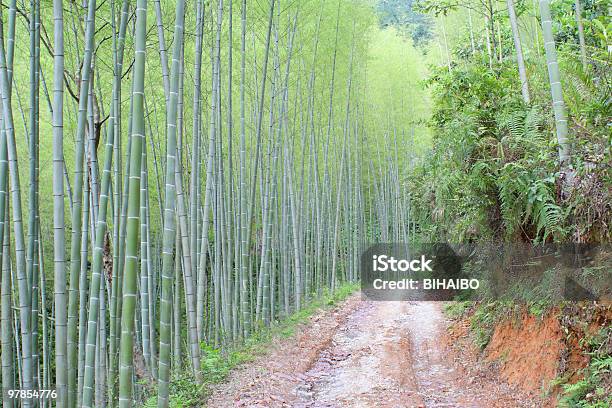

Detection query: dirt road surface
xmin=206 ymin=295 xmax=538 ymax=407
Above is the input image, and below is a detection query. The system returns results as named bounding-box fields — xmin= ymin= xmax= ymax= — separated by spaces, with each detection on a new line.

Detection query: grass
xmin=444 ymin=301 xmax=473 ymax=319
xmin=141 ymin=282 xmax=359 ymax=407
xmin=463 ymin=302 xmax=506 ymax=350
xmin=443 ymin=301 xmax=496 ymax=349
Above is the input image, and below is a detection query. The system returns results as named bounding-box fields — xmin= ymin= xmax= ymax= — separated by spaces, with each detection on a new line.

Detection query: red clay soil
xmin=485 ymin=314 xmax=564 ymax=397
xmin=205 ymin=295 xmax=538 ymax=407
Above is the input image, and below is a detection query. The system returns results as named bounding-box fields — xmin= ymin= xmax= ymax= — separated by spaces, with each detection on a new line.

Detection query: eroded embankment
xmin=447 ymin=302 xmax=612 ymax=407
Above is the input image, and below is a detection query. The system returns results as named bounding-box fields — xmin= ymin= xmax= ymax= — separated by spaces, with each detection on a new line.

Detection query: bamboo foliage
xmin=539 ymin=0 xmax=571 ymax=166
xmin=51 ymin=0 xmax=66 ymax=405
xmin=118 ymin=0 xmax=147 ymax=405
xmin=0 ymin=3 xmax=32 ymax=405
xmin=157 ymin=0 xmax=187 ymax=404
xmin=70 ymin=1 xmax=97 ymax=406
xmin=574 ymin=0 xmax=588 ymax=71
xmin=507 ymin=0 xmax=530 ymax=104
xmin=0 ymin=0 xmax=457 ymax=406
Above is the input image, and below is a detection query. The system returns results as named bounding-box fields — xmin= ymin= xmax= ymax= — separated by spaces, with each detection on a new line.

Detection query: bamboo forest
xmin=0 ymin=0 xmax=609 ymax=407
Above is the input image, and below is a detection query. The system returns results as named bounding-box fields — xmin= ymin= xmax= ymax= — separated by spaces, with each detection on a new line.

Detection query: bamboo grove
xmin=0 ymin=0 xmax=420 ymax=406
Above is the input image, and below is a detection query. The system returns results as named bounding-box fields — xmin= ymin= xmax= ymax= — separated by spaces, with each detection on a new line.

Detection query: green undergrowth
xmin=410 ymin=45 xmax=610 ymax=244
xmin=444 ymin=300 xmax=473 ymax=320
xmin=141 ymin=282 xmax=359 ymax=407
xmin=554 ymin=322 xmax=611 ymax=408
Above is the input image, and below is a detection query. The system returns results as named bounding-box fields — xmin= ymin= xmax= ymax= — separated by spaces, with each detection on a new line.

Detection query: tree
xmin=539 ymin=0 xmax=571 ymax=167
xmin=157 ymin=0 xmax=187 ymax=405
xmin=118 ymin=0 xmax=147 ymax=404
xmin=507 ymin=0 xmax=530 ymax=104
xmin=52 ymin=0 xmax=67 ymax=405
xmin=574 ymin=0 xmax=588 ymax=70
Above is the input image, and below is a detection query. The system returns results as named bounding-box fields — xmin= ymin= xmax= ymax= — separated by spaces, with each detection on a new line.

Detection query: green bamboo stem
xmin=157 ymin=0 xmax=187 ymax=405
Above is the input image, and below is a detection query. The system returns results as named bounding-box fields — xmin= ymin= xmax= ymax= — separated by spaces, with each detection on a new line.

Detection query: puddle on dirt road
xmin=294 ymin=301 xmax=530 ymax=408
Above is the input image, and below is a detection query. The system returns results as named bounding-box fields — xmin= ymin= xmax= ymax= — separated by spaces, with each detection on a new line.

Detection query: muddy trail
xmin=206 ymin=295 xmax=539 ymax=408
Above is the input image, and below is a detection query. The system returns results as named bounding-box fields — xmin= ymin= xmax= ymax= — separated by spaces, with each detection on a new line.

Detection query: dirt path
xmin=206 ymin=296 xmax=537 ymax=407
